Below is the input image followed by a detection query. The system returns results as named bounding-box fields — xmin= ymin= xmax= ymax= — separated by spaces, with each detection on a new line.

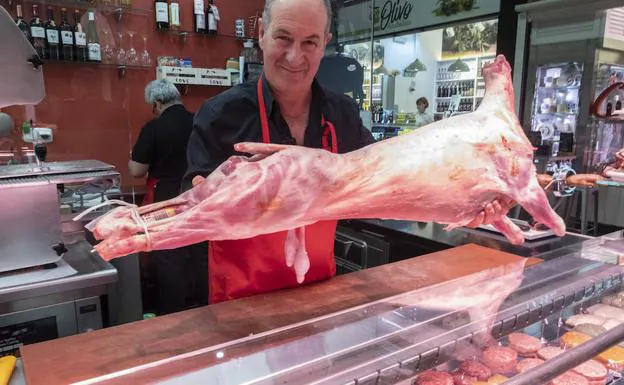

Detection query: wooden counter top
xmin=20 ymin=244 xmax=541 ymax=385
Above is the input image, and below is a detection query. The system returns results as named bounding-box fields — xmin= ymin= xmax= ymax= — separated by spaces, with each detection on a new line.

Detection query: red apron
xmin=142 ymin=177 xmax=158 ymax=206
xmin=208 ymin=77 xmax=339 ymax=304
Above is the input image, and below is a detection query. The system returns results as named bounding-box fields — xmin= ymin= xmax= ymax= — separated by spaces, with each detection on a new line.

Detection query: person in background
xmin=182 ymin=0 xmax=503 ymax=305
xmin=414 ymin=97 xmax=434 ymax=128
xmin=129 ymin=79 xmax=207 ymax=315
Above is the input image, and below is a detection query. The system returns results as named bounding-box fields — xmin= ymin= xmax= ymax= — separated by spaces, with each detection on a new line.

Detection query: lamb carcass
xmin=79 ymin=55 xmax=565 ymax=283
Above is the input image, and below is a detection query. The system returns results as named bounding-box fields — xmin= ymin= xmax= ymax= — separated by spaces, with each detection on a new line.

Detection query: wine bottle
xmin=169 ymin=0 xmax=180 ymax=31
xmin=85 ymin=9 xmax=101 ymax=62
xmin=16 ymin=5 xmax=30 ymax=40
xmin=155 ymin=0 xmax=169 ymax=30
xmin=45 ymin=6 xmax=60 ymax=60
xmin=59 ymin=8 xmax=74 ymax=62
xmin=194 ymin=0 xmax=205 ymax=33
xmin=206 ymin=0 xmax=218 ymax=36
xmin=29 ymin=5 xmax=46 ymax=58
xmin=74 ymin=10 xmax=87 ymax=62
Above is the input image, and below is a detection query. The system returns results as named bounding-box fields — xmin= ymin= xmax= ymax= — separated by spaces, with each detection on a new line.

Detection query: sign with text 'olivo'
xmin=336 ymin=0 xmax=500 ymax=43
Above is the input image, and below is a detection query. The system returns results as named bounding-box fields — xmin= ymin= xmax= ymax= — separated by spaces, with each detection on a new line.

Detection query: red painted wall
xmin=2 ymin=0 xmax=264 ymax=188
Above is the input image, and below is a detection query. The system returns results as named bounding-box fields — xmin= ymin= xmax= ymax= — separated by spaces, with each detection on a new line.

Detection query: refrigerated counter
xmin=334 ymin=219 xmax=588 ymax=273
xmin=18 ymin=232 xmax=624 ymax=385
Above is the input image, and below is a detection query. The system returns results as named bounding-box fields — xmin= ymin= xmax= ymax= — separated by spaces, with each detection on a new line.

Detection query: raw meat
xmin=78 ymin=55 xmax=566 ymax=283
xmin=602 ymin=319 xmax=621 ymax=330
xmin=551 ymin=372 xmax=590 ymax=385
xmin=481 ymin=346 xmax=517 ymax=374
xmin=573 ymin=324 xmax=607 ymax=338
xmin=415 ymin=370 xmax=454 ymax=385
xmin=586 ymin=304 xmax=624 ymax=322
xmin=572 ymin=360 xmax=607 ymax=382
xmin=602 ymin=294 xmax=624 ymax=309
xmin=538 ymin=346 xmax=565 ymax=360
xmin=459 ymin=360 xmax=492 ymax=380
xmin=565 ymin=314 xmax=606 ymax=328
xmin=515 ymin=358 xmax=544 ymax=373
xmin=507 ymin=332 xmax=543 ymax=357
xmin=452 ymin=372 xmax=477 ymax=385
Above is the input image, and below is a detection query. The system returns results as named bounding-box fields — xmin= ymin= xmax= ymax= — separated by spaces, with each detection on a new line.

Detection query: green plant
xmin=433 ymin=0 xmax=478 ymax=17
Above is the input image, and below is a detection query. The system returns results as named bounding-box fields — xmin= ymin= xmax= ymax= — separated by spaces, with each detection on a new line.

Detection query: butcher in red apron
xmin=203 ymin=77 xmax=339 ymax=304
xmin=183 ymin=0 xmax=508 ymax=305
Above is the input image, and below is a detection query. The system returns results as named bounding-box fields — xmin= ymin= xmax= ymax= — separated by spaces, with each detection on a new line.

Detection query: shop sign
xmin=336 ymin=0 xmax=500 ymax=42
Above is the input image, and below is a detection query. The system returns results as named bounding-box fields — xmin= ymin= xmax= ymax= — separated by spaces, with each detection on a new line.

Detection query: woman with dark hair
xmin=415 ymin=96 xmax=434 ymax=128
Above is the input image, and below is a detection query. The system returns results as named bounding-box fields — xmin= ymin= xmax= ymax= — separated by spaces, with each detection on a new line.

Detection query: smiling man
xmin=182 ymin=0 xmax=503 ymax=304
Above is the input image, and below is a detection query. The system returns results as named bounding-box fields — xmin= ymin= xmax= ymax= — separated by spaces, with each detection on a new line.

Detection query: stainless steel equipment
xmin=0 ymin=5 xmax=45 ymax=108
xmin=0 ymin=160 xmax=119 ymax=357
xmin=54 ymin=232 xmax=624 ymax=385
xmin=0 ymin=160 xmax=119 ymax=272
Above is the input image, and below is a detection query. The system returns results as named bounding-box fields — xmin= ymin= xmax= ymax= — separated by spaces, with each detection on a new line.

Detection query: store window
xmin=322 ymin=0 xmax=501 ymax=140
xmin=342 ymin=19 xmax=498 ymax=133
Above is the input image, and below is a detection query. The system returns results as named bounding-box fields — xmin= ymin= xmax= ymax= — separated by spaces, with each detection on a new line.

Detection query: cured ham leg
xmin=80 ymin=55 xmax=565 ymax=283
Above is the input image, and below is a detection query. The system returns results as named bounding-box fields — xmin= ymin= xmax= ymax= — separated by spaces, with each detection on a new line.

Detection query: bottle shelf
xmin=22 ymin=0 xmax=151 ymax=16
xmin=41 ymin=58 xmax=152 ymax=78
xmin=160 ymin=28 xmax=256 ymax=42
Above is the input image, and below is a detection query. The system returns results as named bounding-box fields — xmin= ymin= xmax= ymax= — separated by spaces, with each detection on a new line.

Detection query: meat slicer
xmin=0 ymin=160 xmax=121 ymax=272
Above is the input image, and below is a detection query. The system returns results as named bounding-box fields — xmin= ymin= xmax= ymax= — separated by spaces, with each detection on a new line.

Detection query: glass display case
xmin=530 ymin=62 xmax=584 ymax=158
xmin=72 ymin=235 xmax=624 ymax=385
xmin=586 ymin=64 xmax=624 ymax=174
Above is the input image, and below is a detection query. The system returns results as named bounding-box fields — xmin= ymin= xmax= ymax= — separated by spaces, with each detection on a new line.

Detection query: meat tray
xmin=77 ymin=234 xmax=624 ymax=385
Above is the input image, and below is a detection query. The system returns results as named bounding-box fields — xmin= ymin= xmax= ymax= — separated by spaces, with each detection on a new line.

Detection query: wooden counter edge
xmin=21 ymin=244 xmax=536 ymax=385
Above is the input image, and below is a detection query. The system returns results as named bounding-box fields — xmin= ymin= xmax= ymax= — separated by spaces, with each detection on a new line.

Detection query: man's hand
xmin=537 ymin=174 xmax=554 ymax=190
xmin=192 ymin=175 xmax=206 ymax=186
xmin=464 ymin=200 xmax=509 ymax=228
xmin=566 ymin=174 xmax=605 ymax=187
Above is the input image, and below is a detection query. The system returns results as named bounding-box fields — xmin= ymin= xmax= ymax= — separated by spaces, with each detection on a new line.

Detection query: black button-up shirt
xmin=132 ymin=104 xmax=194 ymax=183
xmin=182 ymin=76 xmax=375 ymax=190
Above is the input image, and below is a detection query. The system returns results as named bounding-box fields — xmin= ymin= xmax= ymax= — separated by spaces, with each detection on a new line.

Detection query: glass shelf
xmin=42 ymin=59 xmax=151 ymax=70
xmin=22 ymin=0 xmax=152 ymax=16
xmin=162 ymin=29 xmax=256 ymax=41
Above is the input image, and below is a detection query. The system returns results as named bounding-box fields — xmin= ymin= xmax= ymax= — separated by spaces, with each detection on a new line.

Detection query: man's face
xmin=259 ymin=0 xmax=332 ymax=94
